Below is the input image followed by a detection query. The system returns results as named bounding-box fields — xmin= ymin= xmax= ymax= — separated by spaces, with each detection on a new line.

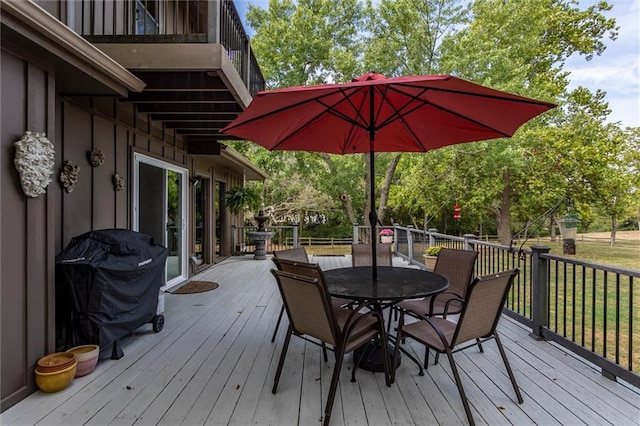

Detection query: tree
xmin=246 ymin=0 xmax=364 ymax=87
xmin=245 ymin=0 xmax=468 ymax=229
xmin=239 ymin=0 xmax=623 ymax=243
xmin=431 ymin=0 xmax=619 ymax=244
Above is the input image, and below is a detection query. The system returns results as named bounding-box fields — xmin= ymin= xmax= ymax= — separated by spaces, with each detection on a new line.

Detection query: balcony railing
xmin=231 ymin=225 xmax=298 ymax=255
xmin=75 ymin=0 xmax=265 ymax=95
xmin=357 ymin=224 xmax=639 ymax=387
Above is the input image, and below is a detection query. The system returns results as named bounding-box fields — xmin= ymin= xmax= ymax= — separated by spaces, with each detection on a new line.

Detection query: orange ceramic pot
xmin=36 ymin=352 xmax=76 ymax=373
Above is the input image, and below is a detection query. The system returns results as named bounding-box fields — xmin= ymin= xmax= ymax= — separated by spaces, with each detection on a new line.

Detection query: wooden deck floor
xmin=2 ymin=255 xmax=638 ymax=426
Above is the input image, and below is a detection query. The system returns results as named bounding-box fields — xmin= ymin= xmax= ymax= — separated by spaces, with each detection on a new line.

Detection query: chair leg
xmin=351 ymin=344 xmax=367 ymax=382
xmin=323 ymin=345 xmax=346 ymax=426
xmin=444 ymin=348 xmax=475 ymax=426
xmin=476 ymin=338 xmax=484 ymax=353
xmin=424 ymin=347 xmax=432 ymax=369
xmin=271 ymin=304 xmax=285 ymax=343
xmin=322 ymin=342 xmax=329 ymax=362
xmin=386 ymin=307 xmax=394 ymax=333
xmin=391 ymin=313 xmax=405 ymax=383
xmin=379 ymin=327 xmax=392 ymax=387
xmin=272 ymin=325 xmax=293 ymax=394
xmin=494 ymin=333 xmax=523 ymax=404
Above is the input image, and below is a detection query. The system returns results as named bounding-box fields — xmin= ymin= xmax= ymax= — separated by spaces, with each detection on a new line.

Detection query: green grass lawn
xmin=545 ymin=239 xmax=639 ymax=271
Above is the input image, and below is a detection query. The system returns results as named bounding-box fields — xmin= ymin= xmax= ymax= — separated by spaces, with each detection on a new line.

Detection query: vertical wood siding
xmin=0 ymin=48 xmax=55 ymax=411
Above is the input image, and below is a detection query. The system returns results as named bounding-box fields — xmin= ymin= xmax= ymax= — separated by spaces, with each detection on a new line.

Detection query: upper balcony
xmin=70 ymin=0 xmax=265 ymax=147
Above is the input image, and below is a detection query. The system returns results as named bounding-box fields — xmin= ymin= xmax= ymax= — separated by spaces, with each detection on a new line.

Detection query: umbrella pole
xmin=369 ymin=151 xmax=378 ymax=281
xmin=368 ymin=147 xmax=377 ymax=281
xmin=368 ymin=86 xmax=378 ymax=281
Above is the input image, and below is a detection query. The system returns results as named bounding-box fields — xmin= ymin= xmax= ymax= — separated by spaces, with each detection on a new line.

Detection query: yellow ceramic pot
xmin=35 ymin=361 xmax=77 ymax=392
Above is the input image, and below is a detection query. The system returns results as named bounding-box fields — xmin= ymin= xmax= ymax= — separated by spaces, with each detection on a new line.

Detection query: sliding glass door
xmin=134 ymin=153 xmax=188 ymax=288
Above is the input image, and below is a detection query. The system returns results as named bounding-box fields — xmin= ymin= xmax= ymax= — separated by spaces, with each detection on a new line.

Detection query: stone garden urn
xmin=246 ymin=210 xmax=274 ymax=260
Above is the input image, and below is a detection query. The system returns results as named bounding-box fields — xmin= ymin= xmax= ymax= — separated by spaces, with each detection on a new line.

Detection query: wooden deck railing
xmin=231 ymin=225 xmax=298 ymax=254
xmin=380 ymin=225 xmax=639 ymax=387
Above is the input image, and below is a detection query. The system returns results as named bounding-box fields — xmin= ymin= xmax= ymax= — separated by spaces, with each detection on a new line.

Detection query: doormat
xmin=172 ymin=281 xmax=219 ymax=294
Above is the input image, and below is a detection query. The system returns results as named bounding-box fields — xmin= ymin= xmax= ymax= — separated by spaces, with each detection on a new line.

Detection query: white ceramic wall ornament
xmin=13 ymin=131 xmax=56 ymax=198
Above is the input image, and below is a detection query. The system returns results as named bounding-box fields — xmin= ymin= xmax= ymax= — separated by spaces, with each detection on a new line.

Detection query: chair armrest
xmin=341 ymin=302 xmax=384 ymax=337
xmin=428 ymin=291 xmax=464 ymax=317
xmin=442 ymin=296 xmax=464 ymax=317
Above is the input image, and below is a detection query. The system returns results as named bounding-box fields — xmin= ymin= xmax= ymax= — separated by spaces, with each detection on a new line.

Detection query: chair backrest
xmin=271 ymin=269 xmax=338 ymax=346
xmin=272 ymin=257 xmax=323 ymax=280
xmin=351 ymin=243 xmax=392 ymax=267
xmin=433 ymin=248 xmax=478 ymax=298
xmin=273 ymin=247 xmax=309 ymax=263
xmin=452 ymin=269 xmax=519 ymax=346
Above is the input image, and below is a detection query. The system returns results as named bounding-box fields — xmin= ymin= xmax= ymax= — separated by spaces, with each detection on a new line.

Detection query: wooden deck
xmin=2 ymin=255 xmax=638 ymax=425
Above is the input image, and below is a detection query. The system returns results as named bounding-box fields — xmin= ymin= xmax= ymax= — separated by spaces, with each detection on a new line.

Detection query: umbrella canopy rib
xmin=270 ymin=90 xmax=367 ymax=152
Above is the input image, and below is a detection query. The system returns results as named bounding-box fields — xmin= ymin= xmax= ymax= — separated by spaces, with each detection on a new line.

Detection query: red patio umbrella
xmin=221 ymin=72 xmax=556 ymax=279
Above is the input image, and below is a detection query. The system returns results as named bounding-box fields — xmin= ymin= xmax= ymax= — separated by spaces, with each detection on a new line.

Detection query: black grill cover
xmin=56 ymin=229 xmax=168 ymax=358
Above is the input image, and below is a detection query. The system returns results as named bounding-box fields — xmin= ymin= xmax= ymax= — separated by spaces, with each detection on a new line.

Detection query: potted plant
xmin=226 ymin=186 xmax=262 ymax=253
xmin=423 ymin=246 xmax=442 ymax=271
xmin=379 ymin=228 xmax=394 ymax=243
xmin=225 ymin=186 xmax=261 ymax=215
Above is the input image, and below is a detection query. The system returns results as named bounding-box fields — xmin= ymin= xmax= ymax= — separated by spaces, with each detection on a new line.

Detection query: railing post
xmin=231 ymin=225 xmax=237 ymax=255
xmin=292 ymin=223 xmax=299 ymax=248
xmin=243 ymin=39 xmax=250 ymax=86
xmin=406 ymin=228 xmax=413 ymax=259
xmin=463 ymin=234 xmax=475 ymax=250
xmin=353 ymin=223 xmax=359 ymax=244
xmin=207 ymin=0 xmax=221 ymax=43
xmin=428 ymin=228 xmax=437 ymax=246
xmin=530 ymin=245 xmax=551 ymax=340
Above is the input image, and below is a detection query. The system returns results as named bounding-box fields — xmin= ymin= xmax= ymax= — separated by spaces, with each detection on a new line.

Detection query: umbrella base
xmin=353 ymin=340 xmax=400 ymax=372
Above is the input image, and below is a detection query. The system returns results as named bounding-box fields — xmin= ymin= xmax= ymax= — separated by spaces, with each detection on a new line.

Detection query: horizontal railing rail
xmin=296 ymin=236 xmax=353 ymax=246
xmin=355 ymin=224 xmax=639 ymax=386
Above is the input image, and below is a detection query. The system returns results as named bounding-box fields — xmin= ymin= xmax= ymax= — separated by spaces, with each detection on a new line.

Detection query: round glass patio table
xmin=324 ymin=266 xmax=449 ymax=303
xmin=324 ymin=266 xmax=449 ymax=375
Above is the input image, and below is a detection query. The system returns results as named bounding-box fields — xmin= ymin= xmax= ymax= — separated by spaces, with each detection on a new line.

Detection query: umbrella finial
xmin=352 ymin=72 xmax=387 ymax=82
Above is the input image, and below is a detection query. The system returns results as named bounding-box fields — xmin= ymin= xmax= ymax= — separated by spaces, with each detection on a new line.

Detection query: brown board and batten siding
xmin=2 ymin=0 xmax=266 ymax=410
xmin=58 ymin=98 xmax=191 ymax=249
xmin=2 ymin=84 xmax=199 ymax=410
xmin=1 ymin=47 xmax=56 ymax=411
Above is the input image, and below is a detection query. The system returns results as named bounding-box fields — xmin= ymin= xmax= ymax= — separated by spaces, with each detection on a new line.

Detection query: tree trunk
xmin=550 ymin=215 xmax=557 ymax=242
xmin=496 ymin=169 xmax=512 ymax=246
xmin=340 ymin=192 xmax=356 ymax=224
xmin=610 ymin=215 xmax=617 ymax=246
xmin=377 ymin=154 xmax=402 ymax=224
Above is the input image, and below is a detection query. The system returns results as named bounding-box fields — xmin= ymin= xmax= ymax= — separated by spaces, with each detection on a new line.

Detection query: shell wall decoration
xmin=113 ymin=174 xmax=125 ymax=191
xmin=88 ymin=149 xmax=105 ymax=167
xmin=13 ymin=131 xmax=56 ymax=198
xmin=60 ymin=161 xmax=80 ymax=193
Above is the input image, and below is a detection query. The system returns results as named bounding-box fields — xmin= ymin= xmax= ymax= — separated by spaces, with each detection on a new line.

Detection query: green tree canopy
xmin=231 ymin=0 xmax=638 ymax=242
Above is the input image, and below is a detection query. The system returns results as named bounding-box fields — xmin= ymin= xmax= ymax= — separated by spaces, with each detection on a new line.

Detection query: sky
xmin=564 ymin=0 xmax=639 ymax=128
xmin=237 ymin=0 xmax=639 ymax=128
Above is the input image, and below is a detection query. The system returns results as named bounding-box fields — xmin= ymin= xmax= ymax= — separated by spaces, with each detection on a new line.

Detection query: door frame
xmin=133 ymin=152 xmax=188 ymax=289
